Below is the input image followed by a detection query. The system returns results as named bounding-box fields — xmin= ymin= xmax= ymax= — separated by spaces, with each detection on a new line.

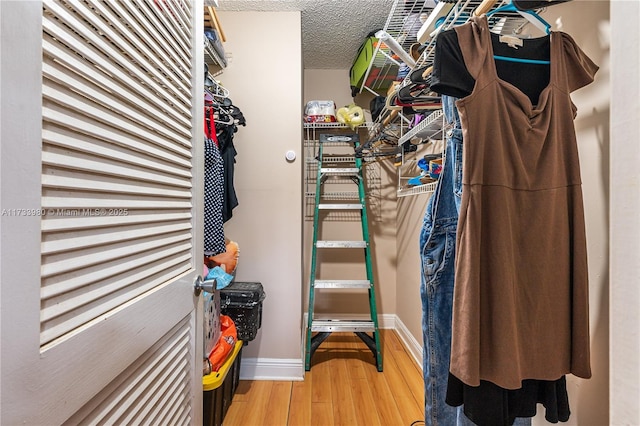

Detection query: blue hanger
xmin=487 ymin=1 xmax=551 ymax=64
xmin=492 ymin=55 xmax=550 ymax=65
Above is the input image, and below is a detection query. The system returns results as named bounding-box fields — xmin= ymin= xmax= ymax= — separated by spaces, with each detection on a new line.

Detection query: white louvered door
xmin=0 ymin=1 xmax=205 ymax=424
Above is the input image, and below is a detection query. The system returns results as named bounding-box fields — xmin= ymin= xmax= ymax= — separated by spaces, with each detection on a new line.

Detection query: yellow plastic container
xmin=203 ymin=340 xmax=243 ymax=426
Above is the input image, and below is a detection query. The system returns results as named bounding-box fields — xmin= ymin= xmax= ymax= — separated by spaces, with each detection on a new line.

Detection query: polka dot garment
xmin=204 ymin=137 xmax=226 ymax=256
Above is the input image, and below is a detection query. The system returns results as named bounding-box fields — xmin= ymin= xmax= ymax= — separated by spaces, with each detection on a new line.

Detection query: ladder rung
xmin=314 ymin=280 xmax=371 ymax=289
xmin=318 ymin=203 xmax=363 ymax=210
xmin=320 ymin=167 xmax=359 ymax=175
xmin=319 ymin=134 xmax=359 ymax=144
xmin=321 ymin=155 xmax=355 ymax=163
xmin=311 ymin=320 xmax=375 ymax=332
xmin=316 ymin=240 xmax=367 ymax=248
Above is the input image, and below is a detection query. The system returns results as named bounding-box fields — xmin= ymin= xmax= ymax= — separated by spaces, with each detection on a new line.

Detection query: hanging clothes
xmin=216 ymin=122 xmax=239 ymax=223
xmin=204 ymin=136 xmax=226 ymax=256
xmin=428 ymin=15 xmax=598 ymax=425
xmin=419 ymin=95 xmax=476 ymax=426
xmin=420 ymin=94 xmax=533 ymax=426
xmin=435 ymin=15 xmax=597 ymax=390
xmin=214 ymin=102 xmax=245 ymax=223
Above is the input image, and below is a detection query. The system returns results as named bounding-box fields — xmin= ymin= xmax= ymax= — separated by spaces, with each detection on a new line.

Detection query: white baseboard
xmin=240 ymin=357 xmax=304 ymax=381
xmin=240 ymin=314 xmax=423 ymax=380
xmin=392 ymin=315 xmax=423 ymax=370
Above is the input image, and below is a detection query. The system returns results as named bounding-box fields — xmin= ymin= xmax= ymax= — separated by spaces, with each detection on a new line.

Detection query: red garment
xmin=204 ymin=106 xmax=218 ymax=146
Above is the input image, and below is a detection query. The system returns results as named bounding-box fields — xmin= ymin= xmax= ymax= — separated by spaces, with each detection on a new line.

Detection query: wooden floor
xmin=223 ymin=329 xmax=425 ymax=426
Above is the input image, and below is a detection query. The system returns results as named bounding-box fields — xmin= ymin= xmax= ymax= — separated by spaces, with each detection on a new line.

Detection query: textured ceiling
xmin=211 ymin=0 xmax=394 ymax=69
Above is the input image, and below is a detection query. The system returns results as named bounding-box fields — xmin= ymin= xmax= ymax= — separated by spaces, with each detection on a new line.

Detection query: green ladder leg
xmin=305 ymin=133 xmax=383 ymax=372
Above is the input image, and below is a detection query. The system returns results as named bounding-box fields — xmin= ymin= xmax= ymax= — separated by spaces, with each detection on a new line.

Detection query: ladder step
xmin=316 ymin=240 xmax=367 ymax=248
xmin=321 ymin=155 xmax=355 ymax=163
xmin=319 ymin=134 xmax=359 ymax=144
xmin=318 ymin=203 xmax=363 ymax=210
xmin=314 ymin=280 xmax=371 ymax=289
xmin=311 ymin=320 xmax=376 ymax=332
xmin=320 ymin=167 xmax=359 ymax=175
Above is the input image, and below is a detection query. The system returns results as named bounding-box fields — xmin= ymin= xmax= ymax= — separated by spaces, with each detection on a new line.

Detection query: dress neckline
xmin=477 ymin=15 xmax=555 ymax=115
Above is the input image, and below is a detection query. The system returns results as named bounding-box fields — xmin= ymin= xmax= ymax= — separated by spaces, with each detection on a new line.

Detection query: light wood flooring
xmin=223 ymin=329 xmax=425 ymax=426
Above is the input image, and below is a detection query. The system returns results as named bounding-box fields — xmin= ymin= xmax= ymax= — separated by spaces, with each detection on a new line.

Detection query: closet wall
xmin=610 ymin=1 xmax=640 ymax=423
xmin=214 ymin=11 xmax=304 ymax=379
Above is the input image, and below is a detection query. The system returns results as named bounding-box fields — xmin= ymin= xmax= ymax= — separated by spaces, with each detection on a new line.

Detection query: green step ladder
xmin=305 ymin=133 xmax=383 ymax=372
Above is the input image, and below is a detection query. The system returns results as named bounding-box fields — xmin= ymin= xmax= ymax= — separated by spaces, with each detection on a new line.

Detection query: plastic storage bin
xmin=203 ymin=340 xmax=243 ymax=426
xmin=203 ymin=290 xmax=221 ymax=358
xmin=220 ymin=282 xmax=266 ymax=342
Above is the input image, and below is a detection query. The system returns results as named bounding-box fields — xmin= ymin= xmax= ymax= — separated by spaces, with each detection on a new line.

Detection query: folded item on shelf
xmin=336 ymin=104 xmax=365 ymax=129
xmin=304 ymin=100 xmax=337 ymax=123
xmin=204 ymin=28 xmax=226 ymax=66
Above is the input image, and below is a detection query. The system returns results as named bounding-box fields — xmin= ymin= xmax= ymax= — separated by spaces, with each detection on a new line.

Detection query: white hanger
xmin=205 ymin=72 xmax=230 ymax=99
xmin=486 ymin=1 xmax=551 ymax=34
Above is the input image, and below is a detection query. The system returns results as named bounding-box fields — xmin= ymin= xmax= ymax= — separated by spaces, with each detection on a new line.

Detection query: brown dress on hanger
xmin=449 ymin=16 xmax=598 ymax=390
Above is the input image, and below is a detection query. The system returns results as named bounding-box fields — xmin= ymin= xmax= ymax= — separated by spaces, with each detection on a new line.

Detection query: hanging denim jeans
xmin=420 ymin=94 xmax=470 ymax=426
xmin=420 ymin=95 xmax=530 ymax=426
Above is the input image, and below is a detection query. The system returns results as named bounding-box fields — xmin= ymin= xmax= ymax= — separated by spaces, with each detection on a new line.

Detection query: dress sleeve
xmin=430 ymin=29 xmax=475 ymax=98
xmin=560 ymin=32 xmax=599 ymax=92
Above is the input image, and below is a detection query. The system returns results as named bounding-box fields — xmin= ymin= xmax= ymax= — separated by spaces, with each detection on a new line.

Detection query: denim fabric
xmin=420 ymin=95 xmax=470 ymax=426
xmin=420 ymin=96 xmax=531 ymax=426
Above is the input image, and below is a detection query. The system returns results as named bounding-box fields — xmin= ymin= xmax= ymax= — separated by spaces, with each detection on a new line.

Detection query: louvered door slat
xmin=124 ymin=1 xmax=192 ymax=75
xmin=40 ymin=0 xmax=196 ymax=352
xmin=41 ymin=194 xmax=192 ymax=210
xmin=42 ymin=151 xmax=191 ymax=189
xmin=45 ymin=1 xmax=191 ymax=107
xmin=42 ymin=222 xmax=191 ymax=255
xmin=136 ymin=0 xmax=193 ymax=68
xmin=76 ymin=2 xmax=189 ymax=96
xmin=40 ymin=250 xmax=192 ymax=303
xmin=42 ymin=5 xmax=192 ymax=117
xmin=41 ymin=173 xmax=192 ymax=198
xmin=42 ymin=110 xmax=192 ymax=167
xmin=41 ymin=29 xmax=191 ymax=126
xmin=41 ymin=212 xmax=192 ymax=232
xmin=149 ymin=0 xmax=193 ymax=54
xmin=42 ymin=128 xmax=191 ymax=178
xmin=90 ymin=1 xmax=192 ymax=90
xmin=40 ymin=255 xmax=192 ymax=347
xmin=41 ymin=233 xmax=192 ymax=278
xmin=117 ymin=346 xmax=189 ymax=424
xmin=64 ymin=321 xmax=192 ymax=425
xmin=42 ymin=37 xmax=192 ymax=132
xmin=146 ymin=368 xmax=189 ymax=424
xmin=43 ymin=75 xmax=191 ymax=147
xmin=1 ymin=0 xmax=200 ymax=423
